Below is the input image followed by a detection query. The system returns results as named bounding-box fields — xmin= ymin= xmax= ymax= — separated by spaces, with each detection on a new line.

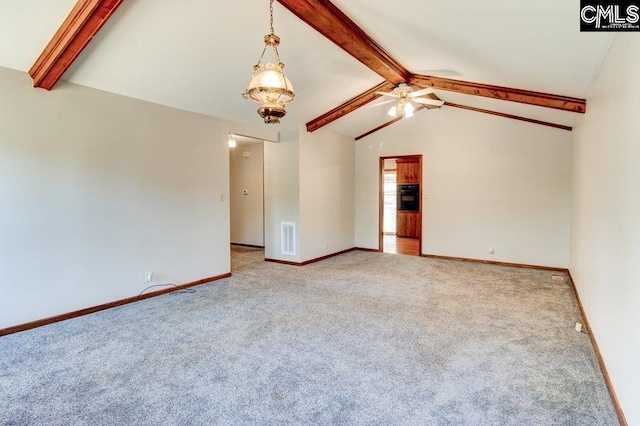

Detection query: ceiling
xmin=0 ymin=0 xmax=616 ymax=138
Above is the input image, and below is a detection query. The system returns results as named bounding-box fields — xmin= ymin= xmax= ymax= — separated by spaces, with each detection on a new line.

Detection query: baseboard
xmin=422 ymin=254 xmax=627 ymax=423
xmin=264 ymin=258 xmax=303 ymax=266
xmin=0 ymin=272 xmax=232 ymax=338
xmin=566 ymin=271 xmax=628 ymax=426
xmin=421 ymin=254 xmax=568 ymax=272
xmin=265 ymin=247 xmax=384 ymax=266
xmin=266 ymin=248 xmax=357 ymax=266
xmin=231 ymin=243 xmax=265 ymax=249
xmin=355 ymin=247 xmax=382 ymax=253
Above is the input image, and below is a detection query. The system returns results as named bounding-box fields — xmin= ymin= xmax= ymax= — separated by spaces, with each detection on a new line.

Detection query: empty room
xmin=1 ymin=1 xmax=638 ymax=424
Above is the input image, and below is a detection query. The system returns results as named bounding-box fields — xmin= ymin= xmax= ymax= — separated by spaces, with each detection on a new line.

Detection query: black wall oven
xmin=397 ymin=184 xmax=420 ymax=211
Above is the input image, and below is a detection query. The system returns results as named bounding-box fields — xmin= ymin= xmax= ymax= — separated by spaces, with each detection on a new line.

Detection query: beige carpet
xmin=0 ymin=247 xmax=617 ymax=425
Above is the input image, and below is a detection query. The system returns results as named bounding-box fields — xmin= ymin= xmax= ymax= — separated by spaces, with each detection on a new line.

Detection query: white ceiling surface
xmin=0 ymin=0 xmax=78 ymax=71
xmin=0 ymin=1 xmax=616 ymax=138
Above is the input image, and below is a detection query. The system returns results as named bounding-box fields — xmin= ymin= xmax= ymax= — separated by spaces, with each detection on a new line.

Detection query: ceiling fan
xmin=369 ymin=83 xmax=445 ymax=118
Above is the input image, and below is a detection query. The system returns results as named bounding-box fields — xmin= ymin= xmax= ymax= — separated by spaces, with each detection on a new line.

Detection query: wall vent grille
xmin=281 ymin=222 xmax=296 ymax=255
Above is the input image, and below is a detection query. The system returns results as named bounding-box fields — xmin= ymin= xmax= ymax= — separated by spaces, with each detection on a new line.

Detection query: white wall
xmin=299 ymin=127 xmax=355 ymax=262
xmin=355 ymin=107 xmax=572 ymax=268
xmin=230 ymin=142 xmax=264 ymax=247
xmin=570 ymin=34 xmax=640 ymax=425
xmin=0 ymin=66 xmax=268 ymax=330
xmin=264 ymin=125 xmax=300 ymax=262
xmin=263 ymin=124 xmax=356 ymax=263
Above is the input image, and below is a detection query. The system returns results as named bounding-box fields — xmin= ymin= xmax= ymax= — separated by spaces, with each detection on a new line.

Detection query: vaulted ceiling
xmin=0 ymin=0 xmax=616 ymax=138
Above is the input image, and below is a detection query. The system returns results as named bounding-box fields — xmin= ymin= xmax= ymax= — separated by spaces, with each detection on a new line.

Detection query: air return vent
xmin=281 ymin=222 xmax=296 ymax=255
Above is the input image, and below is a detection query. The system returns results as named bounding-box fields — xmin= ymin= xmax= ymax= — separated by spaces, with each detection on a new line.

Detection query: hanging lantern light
xmin=242 ymin=0 xmax=295 ymax=124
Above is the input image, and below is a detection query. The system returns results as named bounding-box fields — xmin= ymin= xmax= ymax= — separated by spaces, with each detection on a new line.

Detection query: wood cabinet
xmin=395 ymin=157 xmax=421 ymax=238
xmin=396 ymin=158 xmax=420 ymax=184
xmin=397 ymin=211 xmax=421 ymax=238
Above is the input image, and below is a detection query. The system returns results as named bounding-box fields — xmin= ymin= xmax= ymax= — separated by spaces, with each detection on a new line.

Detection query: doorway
xmin=229 ymin=135 xmax=266 ymax=270
xmin=379 ymin=155 xmax=422 ymax=256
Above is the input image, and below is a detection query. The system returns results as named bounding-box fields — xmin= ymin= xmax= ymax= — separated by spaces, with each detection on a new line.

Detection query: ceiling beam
xmin=281 ymin=0 xmax=585 ymax=131
xmin=355 ymin=100 xmax=571 ymax=140
xmin=410 ymin=74 xmax=586 ymax=113
xmin=306 ymin=81 xmax=396 ymax=132
xmin=277 ymin=0 xmax=410 ymax=84
xmin=443 ymin=102 xmax=573 ymax=131
xmin=29 ymin=0 xmax=123 ymax=90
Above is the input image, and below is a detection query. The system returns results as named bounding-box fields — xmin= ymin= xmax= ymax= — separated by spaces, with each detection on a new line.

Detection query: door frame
xmin=378 ymin=155 xmax=423 ymax=254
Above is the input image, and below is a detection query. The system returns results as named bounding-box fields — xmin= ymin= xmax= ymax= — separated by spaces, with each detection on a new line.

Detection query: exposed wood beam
xmin=29 ymin=0 xmax=123 ymax=90
xmin=410 ymin=74 xmax=586 ymax=114
xmin=306 ymin=81 xmax=396 ymax=132
xmin=280 ymin=1 xmax=586 ymax=131
xmin=355 ymin=99 xmax=571 ymax=140
xmin=277 ymin=0 xmax=410 ymax=84
xmin=443 ymin=102 xmax=573 ymax=131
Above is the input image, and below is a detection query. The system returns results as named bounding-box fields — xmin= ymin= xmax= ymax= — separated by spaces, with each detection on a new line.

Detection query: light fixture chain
xmin=243 ymin=0 xmax=294 ymax=124
xmin=269 ymin=0 xmax=275 ymax=35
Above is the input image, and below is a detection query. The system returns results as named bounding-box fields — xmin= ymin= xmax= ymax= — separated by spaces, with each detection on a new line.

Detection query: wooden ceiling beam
xmin=410 ymin=74 xmax=586 ymax=113
xmin=280 ymin=0 xmax=584 ymax=131
xmin=306 ymin=81 xmax=396 ymax=132
xmin=29 ymin=0 xmax=123 ymax=90
xmin=443 ymin=102 xmax=573 ymax=131
xmin=355 ymin=101 xmax=572 ymax=140
xmin=276 ymin=0 xmax=410 ymax=85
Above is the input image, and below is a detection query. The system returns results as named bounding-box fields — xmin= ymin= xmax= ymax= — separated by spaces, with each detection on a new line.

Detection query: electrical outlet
xmin=145 ymin=271 xmax=153 ymax=282
xmin=219 ymin=193 xmax=224 ymax=202
xmin=324 ymin=242 xmax=329 ymax=249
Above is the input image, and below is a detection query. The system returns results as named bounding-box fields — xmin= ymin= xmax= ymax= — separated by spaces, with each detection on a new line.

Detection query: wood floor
xmin=383 ymin=234 xmax=420 ymax=256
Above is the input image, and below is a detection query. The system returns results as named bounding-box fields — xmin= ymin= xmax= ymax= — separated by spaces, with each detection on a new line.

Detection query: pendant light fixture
xmin=242 ymin=0 xmax=295 ymax=124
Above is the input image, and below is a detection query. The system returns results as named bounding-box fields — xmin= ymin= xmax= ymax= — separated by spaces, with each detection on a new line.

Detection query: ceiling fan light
xmin=405 ymin=102 xmax=415 ymax=114
xmin=387 ymin=105 xmax=397 ymax=117
xmin=404 ymin=102 xmax=415 ymax=118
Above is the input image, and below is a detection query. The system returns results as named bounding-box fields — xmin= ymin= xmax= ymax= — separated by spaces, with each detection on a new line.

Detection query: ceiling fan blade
xmin=365 ymin=99 xmax=396 ymax=108
xmin=375 ymin=91 xmax=399 ymax=99
xmin=410 ymin=87 xmax=434 ymax=98
xmin=413 ymin=98 xmax=445 ymax=107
